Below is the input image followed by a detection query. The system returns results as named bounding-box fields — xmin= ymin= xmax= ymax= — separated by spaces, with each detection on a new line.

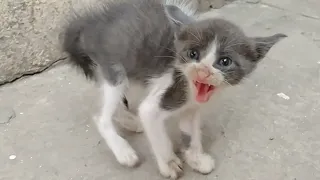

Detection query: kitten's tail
xmin=62 ymin=23 xmax=96 ymax=80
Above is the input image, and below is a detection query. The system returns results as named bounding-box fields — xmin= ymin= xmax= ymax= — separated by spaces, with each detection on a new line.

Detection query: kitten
xmin=62 ymin=0 xmax=286 ymax=179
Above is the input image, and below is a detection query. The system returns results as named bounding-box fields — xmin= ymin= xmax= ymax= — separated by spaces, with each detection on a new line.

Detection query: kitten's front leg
xmin=138 ymin=74 xmax=185 ymax=179
xmin=139 ymin=99 xmax=183 ymax=179
xmin=179 ymin=108 xmax=215 ymax=174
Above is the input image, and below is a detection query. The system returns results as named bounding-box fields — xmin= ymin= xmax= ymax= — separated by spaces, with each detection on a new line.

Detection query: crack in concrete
xmin=0 ymin=56 xmax=68 ymax=86
xmin=300 ymin=13 xmax=320 ymax=21
xmin=0 ymin=109 xmax=16 ymax=125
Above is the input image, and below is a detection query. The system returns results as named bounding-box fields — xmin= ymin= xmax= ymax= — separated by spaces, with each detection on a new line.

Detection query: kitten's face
xmin=174 ymin=18 xmax=286 ymax=86
xmin=165 ymin=5 xmax=286 ymax=102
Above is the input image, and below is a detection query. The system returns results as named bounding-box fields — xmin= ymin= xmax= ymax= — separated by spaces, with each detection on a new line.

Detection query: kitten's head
xmin=165 ymin=5 xmax=287 ymax=102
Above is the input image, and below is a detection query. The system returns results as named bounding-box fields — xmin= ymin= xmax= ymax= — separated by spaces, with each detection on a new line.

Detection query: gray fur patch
xmin=161 ymin=69 xmax=189 ymax=110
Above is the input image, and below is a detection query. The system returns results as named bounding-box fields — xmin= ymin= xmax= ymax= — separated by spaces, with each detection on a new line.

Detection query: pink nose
xmin=196 ymin=66 xmax=211 ymax=80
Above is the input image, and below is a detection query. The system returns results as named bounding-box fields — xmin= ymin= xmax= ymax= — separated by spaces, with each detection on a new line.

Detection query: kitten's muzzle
xmin=187 ymin=63 xmax=223 ymax=87
xmin=195 ymin=66 xmax=212 ymax=81
xmin=194 ymin=67 xmax=215 ymax=91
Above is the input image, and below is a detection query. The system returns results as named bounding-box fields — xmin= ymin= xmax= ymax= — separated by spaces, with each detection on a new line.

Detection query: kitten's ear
xmin=164 ymin=5 xmax=194 ymax=29
xmin=252 ymin=33 xmax=287 ymax=60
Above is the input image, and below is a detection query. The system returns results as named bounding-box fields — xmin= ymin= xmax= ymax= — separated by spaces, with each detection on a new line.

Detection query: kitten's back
xmin=63 ymin=0 xmax=176 ymax=84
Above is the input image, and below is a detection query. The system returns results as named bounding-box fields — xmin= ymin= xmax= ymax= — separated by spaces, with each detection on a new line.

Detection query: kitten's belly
xmin=124 ymin=82 xmax=148 ymax=110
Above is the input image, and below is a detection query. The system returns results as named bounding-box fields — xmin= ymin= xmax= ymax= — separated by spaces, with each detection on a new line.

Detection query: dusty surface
xmin=0 ymin=0 xmax=72 ymax=85
xmin=1 ymin=0 xmax=320 ymax=180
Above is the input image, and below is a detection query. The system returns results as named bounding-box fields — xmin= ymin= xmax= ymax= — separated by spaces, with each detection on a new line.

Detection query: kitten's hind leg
xmin=114 ymin=99 xmax=144 ymax=133
xmin=96 ymin=80 xmax=139 ymax=167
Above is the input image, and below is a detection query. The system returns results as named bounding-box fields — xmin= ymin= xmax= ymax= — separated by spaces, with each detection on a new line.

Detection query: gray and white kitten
xmin=62 ymin=0 xmax=286 ymax=178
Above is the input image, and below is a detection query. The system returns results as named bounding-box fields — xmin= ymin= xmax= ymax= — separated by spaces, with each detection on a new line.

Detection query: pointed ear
xmin=252 ymin=33 xmax=287 ymax=60
xmin=164 ymin=5 xmax=194 ymax=30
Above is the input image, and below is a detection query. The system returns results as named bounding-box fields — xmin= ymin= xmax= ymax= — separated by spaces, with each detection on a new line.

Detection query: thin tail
xmin=62 ymin=24 xmax=96 ymax=80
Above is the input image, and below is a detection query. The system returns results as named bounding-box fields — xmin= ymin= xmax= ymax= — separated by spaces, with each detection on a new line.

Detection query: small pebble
xmin=9 ymin=155 xmax=16 ymax=160
xmin=277 ymin=93 xmax=290 ymax=100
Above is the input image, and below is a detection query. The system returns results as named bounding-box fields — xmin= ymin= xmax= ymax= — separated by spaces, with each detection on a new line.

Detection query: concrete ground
xmin=1 ymin=0 xmax=320 ymax=180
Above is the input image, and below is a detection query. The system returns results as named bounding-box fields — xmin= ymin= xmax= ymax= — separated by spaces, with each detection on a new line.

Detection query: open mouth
xmin=194 ymin=81 xmax=215 ymax=103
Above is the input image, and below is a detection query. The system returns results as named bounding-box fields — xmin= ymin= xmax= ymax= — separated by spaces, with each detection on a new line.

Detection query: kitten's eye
xmin=187 ymin=49 xmax=200 ymax=60
xmin=218 ymin=57 xmax=233 ymax=67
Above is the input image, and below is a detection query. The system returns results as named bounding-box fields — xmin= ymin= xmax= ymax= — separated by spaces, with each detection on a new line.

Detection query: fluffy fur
xmin=62 ymin=0 xmax=286 ymax=179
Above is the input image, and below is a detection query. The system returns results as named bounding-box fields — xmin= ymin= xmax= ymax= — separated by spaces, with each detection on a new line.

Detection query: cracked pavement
xmin=1 ymin=0 xmax=320 ymax=180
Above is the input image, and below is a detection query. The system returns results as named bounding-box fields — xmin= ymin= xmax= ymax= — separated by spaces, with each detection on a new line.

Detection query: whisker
xmin=184 ymin=40 xmax=201 ymax=46
xmin=187 ymin=29 xmax=201 ymax=42
xmin=160 ymin=46 xmax=188 ymax=63
xmin=223 ymin=80 xmax=231 ymax=86
xmin=225 ymin=37 xmax=237 ymax=46
xmin=194 ymin=26 xmax=202 ymax=41
xmin=154 ymin=55 xmax=176 ymax=59
xmin=224 ymin=42 xmax=248 ymax=50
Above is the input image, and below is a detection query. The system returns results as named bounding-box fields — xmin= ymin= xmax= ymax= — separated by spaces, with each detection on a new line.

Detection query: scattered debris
xmin=277 ymin=93 xmax=290 ymax=100
xmin=0 ymin=107 xmax=16 ymax=124
xmin=9 ymin=155 xmax=16 ymax=160
xmin=221 ymin=130 xmax=226 ymax=137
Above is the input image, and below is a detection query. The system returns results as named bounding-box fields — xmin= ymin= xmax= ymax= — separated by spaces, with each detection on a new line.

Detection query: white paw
xmin=184 ymin=150 xmax=215 ymax=174
xmin=115 ymin=110 xmax=144 ymax=133
xmin=158 ymin=156 xmax=183 ymax=179
xmin=113 ymin=138 xmax=140 ymax=167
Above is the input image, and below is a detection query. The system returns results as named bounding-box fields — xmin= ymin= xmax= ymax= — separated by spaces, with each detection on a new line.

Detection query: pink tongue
xmin=195 ymin=82 xmax=214 ymax=103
